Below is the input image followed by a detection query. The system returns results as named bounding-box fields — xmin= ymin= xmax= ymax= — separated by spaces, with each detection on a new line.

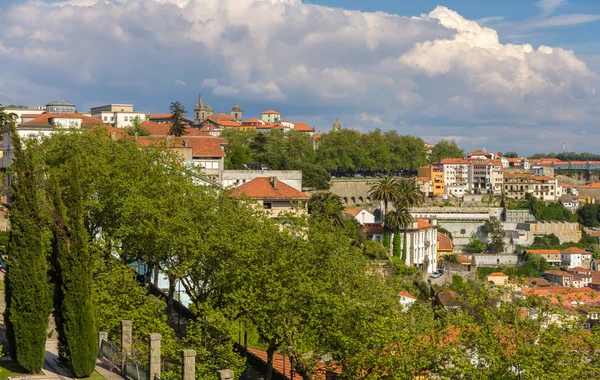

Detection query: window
xmin=103 ymin=116 xmax=107 ymax=121
xmin=124 ymin=117 xmax=128 ymax=122
xmin=110 ymin=117 xmax=114 ymax=121
xmin=263 ymin=202 xmax=272 ymax=209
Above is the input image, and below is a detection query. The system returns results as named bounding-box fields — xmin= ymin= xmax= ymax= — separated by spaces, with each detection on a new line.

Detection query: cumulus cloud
xmin=0 ymin=0 xmax=598 ymax=153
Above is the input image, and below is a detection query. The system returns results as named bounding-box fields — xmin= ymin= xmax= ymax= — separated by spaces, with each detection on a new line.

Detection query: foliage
xmin=481 ymin=219 xmax=505 ymax=253
xmin=307 ymin=192 xmax=346 ymax=229
xmin=531 ymin=233 xmax=561 ymax=248
xmin=442 ymin=254 xmax=460 ymax=264
xmin=579 ymin=203 xmax=600 ymax=227
xmin=93 ymin=260 xmax=178 ymax=361
xmin=50 ymin=165 xmax=98 ymax=377
xmin=436 ymin=226 xmax=453 ymax=240
xmin=392 ymin=231 xmax=401 ymax=258
xmin=368 ymin=176 xmax=401 ymax=214
xmin=448 ymin=274 xmax=469 ymax=293
xmin=4 ymin=122 xmax=53 ymax=373
xmin=168 ymin=101 xmax=187 ymax=137
xmin=504 ymin=151 xmax=519 ymax=158
xmin=362 ymin=239 xmax=387 ymax=260
xmin=124 ymin=116 xmax=150 ymax=136
xmin=430 ymin=140 xmax=464 ymax=163
xmin=466 ymin=233 xmax=486 ymax=253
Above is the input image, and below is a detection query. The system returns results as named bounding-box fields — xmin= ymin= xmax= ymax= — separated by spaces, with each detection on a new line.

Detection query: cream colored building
xmin=90 ymin=104 xmax=147 ymax=128
xmin=434 ymin=158 xmax=470 ymax=197
xmin=503 ymin=173 xmax=559 ymax=201
xmin=397 ymin=219 xmax=438 ymax=274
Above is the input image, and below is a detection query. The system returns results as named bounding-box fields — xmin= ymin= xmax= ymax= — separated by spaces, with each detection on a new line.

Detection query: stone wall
xmin=471 ymin=253 xmax=523 ymax=267
xmin=326 ymin=179 xmax=379 ymax=206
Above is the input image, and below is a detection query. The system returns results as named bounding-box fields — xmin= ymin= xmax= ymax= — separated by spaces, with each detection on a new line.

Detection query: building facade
xmin=434 ymin=158 xmax=470 ymax=197
xmin=503 ymin=173 xmax=559 ymax=201
xmin=90 ymin=104 xmax=147 ymax=128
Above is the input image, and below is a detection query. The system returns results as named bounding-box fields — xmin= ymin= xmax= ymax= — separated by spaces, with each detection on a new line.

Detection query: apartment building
xmin=417 ymin=165 xmax=444 ymax=197
xmin=468 ymin=158 xmax=503 ymax=195
xmin=434 ymin=158 xmax=470 ymax=197
xmin=90 ymin=104 xmax=147 ymax=128
xmin=503 ymin=173 xmax=559 ymax=201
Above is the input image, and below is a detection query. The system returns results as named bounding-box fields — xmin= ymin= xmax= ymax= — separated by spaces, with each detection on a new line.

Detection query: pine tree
xmin=50 ymin=162 xmax=97 ymax=377
xmin=382 ymin=230 xmax=389 ymax=253
xmin=169 ymin=101 xmax=187 ymax=137
xmin=4 ymin=123 xmax=53 ymax=373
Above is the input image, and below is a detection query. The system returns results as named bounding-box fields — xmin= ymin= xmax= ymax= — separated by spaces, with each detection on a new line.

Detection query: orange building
xmin=418 ymin=165 xmax=445 ymax=196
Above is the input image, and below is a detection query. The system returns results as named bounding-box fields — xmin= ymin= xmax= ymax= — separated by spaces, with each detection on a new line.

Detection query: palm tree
xmin=307 ymin=192 xmax=347 ymax=229
xmin=368 ymin=176 xmax=401 ymax=215
xmin=383 ymin=207 xmax=413 ymax=258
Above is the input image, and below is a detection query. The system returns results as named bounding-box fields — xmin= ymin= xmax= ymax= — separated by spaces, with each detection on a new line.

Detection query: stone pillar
xmin=181 ymin=350 xmax=195 ymax=380
xmin=217 ymin=370 xmax=234 ymax=380
xmin=121 ymin=320 xmax=133 ymax=359
xmin=98 ymin=331 xmax=108 ymax=354
xmin=149 ymin=334 xmax=161 ymax=380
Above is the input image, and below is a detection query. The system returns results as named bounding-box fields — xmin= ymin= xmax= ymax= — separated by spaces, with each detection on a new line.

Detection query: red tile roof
xmin=21 ymin=113 xmax=102 ymax=128
xmin=140 ymin=120 xmax=209 ymax=137
xmin=230 ymin=177 xmax=310 ymax=200
xmin=417 ymin=219 xmax=432 ymax=229
xmin=149 ymin=113 xmax=172 ymax=119
xmin=544 ymin=270 xmax=573 ymax=277
xmin=561 ymin=183 xmax=575 ymax=188
xmin=438 ymin=158 xmax=470 ymax=164
xmin=525 ymin=249 xmax=561 ymax=255
xmin=437 ymin=232 xmax=453 ymax=250
xmin=581 ymin=182 xmax=600 ymax=189
xmin=293 ymin=122 xmax=315 ymax=132
xmin=467 ymin=150 xmax=492 ymax=157
xmin=262 ymin=110 xmax=280 ymax=114
xmin=344 ymin=208 xmax=364 ymax=217
xmin=136 ymin=136 xmax=226 ymax=157
xmin=457 ymin=255 xmax=471 ymax=264
xmin=398 ymin=290 xmax=416 ymax=300
xmin=561 ymin=247 xmax=590 ymax=254
xmin=506 ymin=157 xmax=523 ymax=163
xmin=362 ymin=223 xmax=384 ymax=235
xmin=488 ymin=272 xmax=508 ymax=277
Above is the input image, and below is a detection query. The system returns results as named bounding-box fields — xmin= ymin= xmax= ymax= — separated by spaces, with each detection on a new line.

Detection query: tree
xmin=50 ymin=162 xmax=97 ymax=377
xmin=363 ymin=240 xmax=387 ymax=259
xmin=504 ymin=152 xmax=519 ymax=158
xmin=481 ymin=219 xmax=505 ymax=253
xmin=4 ymin=122 xmax=53 ymax=373
xmin=169 ymin=101 xmax=187 ymax=137
xmin=368 ymin=176 xmax=400 ymax=215
xmin=467 ymin=232 xmax=486 ymax=253
xmin=307 ymin=192 xmax=347 ymax=229
xmin=221 ymin=129 xmax=253 ymax=169
xmin=383 ymin=208 xmax=412 ymax=257
xmin=394 ymin=179 xmax=422 ymax=264
xmin=431 ymin=140 xmax=465 ymax=163
xmin=125 ymin=116 xmax=150 ymax=136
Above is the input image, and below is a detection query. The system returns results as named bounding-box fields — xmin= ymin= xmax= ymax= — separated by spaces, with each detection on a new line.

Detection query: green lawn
xmin=0 ymin=360 xmax=36 ymax=380
xmin=85 ymin=370 xmax=106 ymax=380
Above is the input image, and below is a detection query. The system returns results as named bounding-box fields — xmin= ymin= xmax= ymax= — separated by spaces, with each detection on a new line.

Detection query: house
xmin=503 ymin=173 xmax=559 ymax=201
xmin=543 ymin=270 xmax=573 ymax=286
xmin=433 ymin=158 xmax=470 ymax=197
xmin=2 ymin=112 xmax=102 ymax=168
xmin=486 ymin=272 xmax=509 ymax=286
xmin=398 ymin=219 xmax=438 ymax=274
xmin=198 ymin=113 xmax=242 ymax=136
xmin=467 ymin=158 xmax=503 ymax=195
xmin=344 ymin=208 xmax=376 ymax=225
xmin=524 ymin=249 xmax=562 ymax=266
xmin=559 ymin=195 xmax=579 ymax=212
xmin=140 ymin=120 xmax=210 ymax=137
xmin=229 ymin=177 xmax=310 ymax=218
xmin=417 ymin=165 xmax=444 ymax=197
xmin=361 ymin=224 xmax=384 ymax=243
xmin=261 ymin=110 xmax=281 ymax=123
xmin=398 ymin=290 xmax=417 ymax=309
xmin=90 ymin=104 xmax=148 ymax=128
xmin=437 ymin=232 xmax=453 ymax=260
xmin=561 ymin=247 xmax=593 ymax=269
xmin=560 ymin=183 xmax=578 ymax=196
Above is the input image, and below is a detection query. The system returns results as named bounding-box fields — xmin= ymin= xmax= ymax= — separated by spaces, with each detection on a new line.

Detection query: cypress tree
xmin=393 ymin=231 xmax=401 ymax=258
xmin=382 ymin=230 xmax=389 ymax=254
xmin=50 ymin=162 xmax=97 ymax=377
xmin=4 ymin=124 xmax=53 ymax=373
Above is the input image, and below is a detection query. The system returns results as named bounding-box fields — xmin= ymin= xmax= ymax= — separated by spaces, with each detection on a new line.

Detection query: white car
xmin=430 ymin=271 xmax=442 ymax=279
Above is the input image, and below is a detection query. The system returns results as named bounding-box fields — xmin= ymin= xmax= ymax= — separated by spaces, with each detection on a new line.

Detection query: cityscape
xmin=1 ymin=0 xmax=600 ymax=380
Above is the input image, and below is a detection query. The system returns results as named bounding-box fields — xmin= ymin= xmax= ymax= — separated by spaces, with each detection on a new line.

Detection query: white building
xmin=398 ymin=219 xmax=438 ymax=274
xmin=344 ymin=208 xmax=376 ymax=225
xmin=90 ymin=104 xmax=147 ymax=128
xmin=222 ymin=170 xmax=302 ymax=190
xmin=561 ymin=247 xmax=593 ymax=269
xmin=398 ymin=291 xmax=417 ymax=309
xmin=2 ymin=113 xmax=102 ymax=168
xmin=468 ymin=158 xmax=503 ymax=195
xmin=434 ymin=158 xmax=470 ymax=198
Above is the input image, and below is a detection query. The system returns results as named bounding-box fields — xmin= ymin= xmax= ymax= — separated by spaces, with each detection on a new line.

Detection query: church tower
xmin=231 ymin=103 xmax=242 ymax=121
xmin=332 ymin=118 xmax=341 ymax=132
xmin=193 ymin=94 xmax=213 ymax=125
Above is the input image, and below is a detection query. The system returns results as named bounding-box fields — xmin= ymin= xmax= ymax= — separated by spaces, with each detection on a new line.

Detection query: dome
xmin=231 ymin=104 xmax=242 ymax=112
xmin=46 ymin=100 xmax=75 ymax=107
xmin=204 ymin=104 xmax=213 ymax=112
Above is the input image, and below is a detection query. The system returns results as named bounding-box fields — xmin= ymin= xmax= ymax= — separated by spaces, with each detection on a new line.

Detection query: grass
xmin=0 ymin=360 xmax=37 ymax=380
xmin=85 ymin=370 xmax=106 ymax=380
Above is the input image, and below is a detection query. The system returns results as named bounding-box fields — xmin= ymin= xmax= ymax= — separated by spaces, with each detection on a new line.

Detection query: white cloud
xmin=528 ymin=13 xmax=600 ymax=29
xmin=174 ymin=79 xmax=187 ymax=86
xmin=0 ymin=0 xmax=598 ymax=153
xmin=537 ymin=0 xmax=566 ymax=16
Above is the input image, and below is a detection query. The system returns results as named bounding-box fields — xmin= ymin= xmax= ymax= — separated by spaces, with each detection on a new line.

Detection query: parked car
xmin=430 ymin=271 xmax=442 ymax=279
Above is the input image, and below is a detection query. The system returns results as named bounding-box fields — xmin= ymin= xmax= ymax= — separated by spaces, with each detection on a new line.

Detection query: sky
xmin=1 ymin=0 xmax=599 ymax=155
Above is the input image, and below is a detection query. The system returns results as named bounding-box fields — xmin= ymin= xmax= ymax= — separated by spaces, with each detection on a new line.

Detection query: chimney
xmin=110 ymin=131 xmax=116 ymax=141
xmin=269 ymin=176 xmax=278 ymax=189
xmin=183 ymin=139 xmax=188 ymax=147
xmin=412 ymin=221 xmax=419 ymax=229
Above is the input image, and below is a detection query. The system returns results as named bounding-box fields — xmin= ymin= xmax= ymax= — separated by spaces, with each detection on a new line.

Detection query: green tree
xmin=384 ymin=209 xmax=412 ymax=258
xmin=4 ymin=122 xmax=53 ymax=373
xmin=307 ymin=192 xmax=347 ymax=229
xmin=504 ymin=151 xmax=519 ymax=158
xmin=394 ymin=179 xmax=422 ymax=264
xmin=430 ymin=140 xmax=464 ymax=163
xmin=368 ymin=176 xmax=400 ymax=215
xmin=362 ymin=239 xmax=387 ymax=259
xmin=221 ymin=129 xmax=253 ymax=170
xmin=50 ymin=162 xmax=97 ymax=377
xmin=481 ymin=219 xmax=505 ymax=253
xmin=125 ymin=115 xmax=150 ymax=136
xmin=467 ymin=232 xmax=486 ymax=253
xmin=168 ymin=101 xmax=187 ymax=137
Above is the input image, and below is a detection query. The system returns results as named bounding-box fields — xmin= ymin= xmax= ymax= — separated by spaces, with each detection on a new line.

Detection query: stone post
xmin=121 ymin=320 xmax=133 ymax=359
xmin=149 ymin=333 xmax=161 ymax=380
xmin=217 ymin=370 xmax=234 ymax=380
xmin=98 ymin=331 xmax=108 ymax=354
xmin=181 ymin=350 xmax=195 ymax=380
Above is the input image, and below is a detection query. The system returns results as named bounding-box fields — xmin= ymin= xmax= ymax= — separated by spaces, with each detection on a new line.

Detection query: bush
xmin=363 ymin=240 xmax=388 ymax=260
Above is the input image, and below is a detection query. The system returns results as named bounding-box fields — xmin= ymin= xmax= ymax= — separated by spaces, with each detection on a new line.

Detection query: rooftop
xmin=230 ymin=177 xmax=310 ymax=200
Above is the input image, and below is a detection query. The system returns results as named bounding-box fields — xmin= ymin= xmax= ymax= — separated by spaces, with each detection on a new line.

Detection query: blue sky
xmin=1 ymin=0 xmax=599 ymax=154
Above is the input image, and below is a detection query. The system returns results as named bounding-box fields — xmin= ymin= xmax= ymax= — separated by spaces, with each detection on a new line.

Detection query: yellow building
xmin=418 ymin=165 xmax=445 ymax=196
